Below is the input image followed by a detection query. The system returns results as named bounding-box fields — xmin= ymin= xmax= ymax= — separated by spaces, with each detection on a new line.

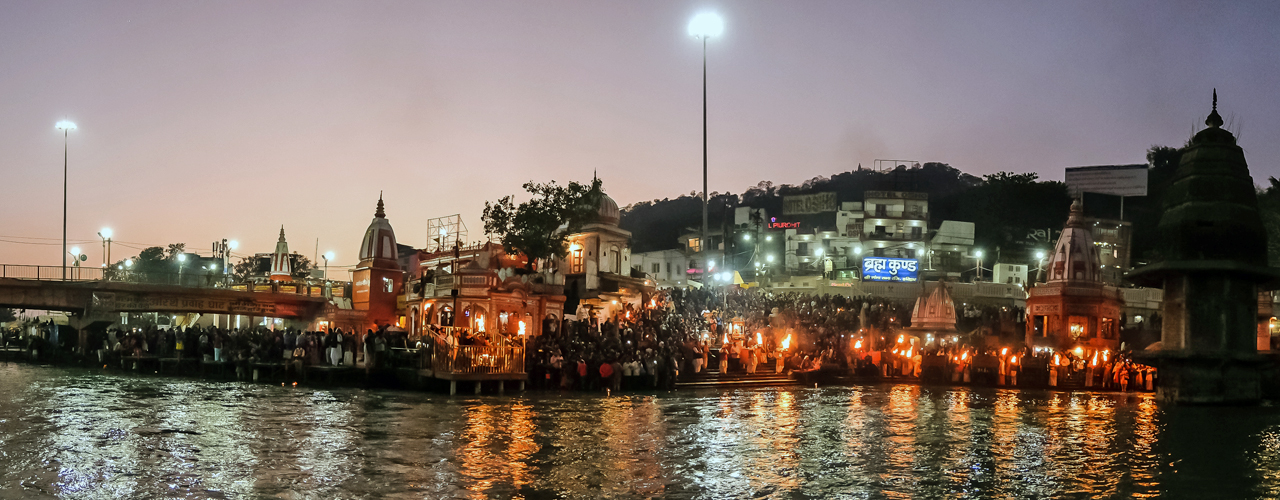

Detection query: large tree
xmin=483 ymin=178 xmax=603 ymax=271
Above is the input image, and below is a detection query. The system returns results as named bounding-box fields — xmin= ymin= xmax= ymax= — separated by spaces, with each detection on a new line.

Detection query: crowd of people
xmin=3 ymin=286 xmax=1164 ymax=393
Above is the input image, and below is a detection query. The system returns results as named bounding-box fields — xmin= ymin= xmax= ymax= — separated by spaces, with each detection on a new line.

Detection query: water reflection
xmin=3 ymin=364 xmax=1280 ymax=498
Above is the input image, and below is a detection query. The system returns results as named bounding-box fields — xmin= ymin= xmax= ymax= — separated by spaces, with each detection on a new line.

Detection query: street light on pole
xmin=177 ymin=253 xmax=187 ymax=284
xmin=56 ymin=120 xmax=76 ymax=280
xmin=689 ymin=12 xmax=723 ymax=283
xmin=974 ymin=249 xmax=985 ymax=281
xmin=322 ymin=251 xmax=334 ymax=281
xmin=98 ymin=228 xmax=113 ymax=269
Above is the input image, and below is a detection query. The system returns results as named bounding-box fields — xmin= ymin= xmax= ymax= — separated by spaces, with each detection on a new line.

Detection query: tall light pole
xmin=689 ymin=12 xmax=723 ymax=282
xmin=322 ymin=251 xmax=334 ymax=282
xmin=98 ymin=228 xmax=113 ymax=269
xmin=56 ymin=120 xmax=76 ymax=280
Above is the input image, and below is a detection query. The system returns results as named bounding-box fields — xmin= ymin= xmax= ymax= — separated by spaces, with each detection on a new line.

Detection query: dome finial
xmin=375 ymin=191 xmax=385 ymax=218
xmin=1206 ymin=88 xmax=1224 ymax=128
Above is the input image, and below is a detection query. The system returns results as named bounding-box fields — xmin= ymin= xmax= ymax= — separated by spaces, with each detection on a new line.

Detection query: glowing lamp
xmin=688 ymin=12 xmax=725 ymax=38
xmin=100 ymin=228 xmax=113 ymax=239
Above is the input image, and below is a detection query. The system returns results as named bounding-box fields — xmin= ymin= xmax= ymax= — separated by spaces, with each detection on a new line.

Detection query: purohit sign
xmin=862 ymin=257 xmax=919 ymax=282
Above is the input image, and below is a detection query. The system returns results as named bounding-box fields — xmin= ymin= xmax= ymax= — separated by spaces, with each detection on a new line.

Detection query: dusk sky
xmin=3 ymin=1 xmax=1279 ymax=273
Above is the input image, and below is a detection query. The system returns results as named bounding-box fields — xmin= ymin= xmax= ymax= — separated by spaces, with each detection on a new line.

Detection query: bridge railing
xmin=0 ymin=264 xmax=340 ymax=296
xmin=1 ymin=265 xmax=106 ymax=281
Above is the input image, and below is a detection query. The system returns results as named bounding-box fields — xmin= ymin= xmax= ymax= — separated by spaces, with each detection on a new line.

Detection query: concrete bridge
xmin=0 ymin=276 xmax=327 ymax=320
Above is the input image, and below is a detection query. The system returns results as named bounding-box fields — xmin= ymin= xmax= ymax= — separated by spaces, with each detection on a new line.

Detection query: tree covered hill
xmin=618 ymin=150 xmax=1202 ymax=265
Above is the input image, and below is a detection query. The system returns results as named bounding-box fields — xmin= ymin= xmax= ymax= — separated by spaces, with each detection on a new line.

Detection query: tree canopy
xmin=483 ymin=178 xmax=604 ymax=270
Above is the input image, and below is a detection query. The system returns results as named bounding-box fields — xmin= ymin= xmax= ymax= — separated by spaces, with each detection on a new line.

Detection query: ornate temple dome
xmin=1047 ymin=199 xmax=1102 ymax=283
xmin=909 ymin=282 xmax=957 ymax=332
xmin=358 ymin=194 xmax=399 ymax=265
xmin=269 ymin=226 xmax=292 ymax=281
xmin=594 ymin=192 xmax=620 ymax=226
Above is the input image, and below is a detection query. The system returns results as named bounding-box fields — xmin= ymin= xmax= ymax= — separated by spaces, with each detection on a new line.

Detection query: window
xmin=911 ymin=227 xmax=922 ymax=239
xmin=382 ymin=277 xmax=394 ymax=293
xmin=905 ymin=249 xmax=916 ymax=259
xmin=874 ymin=225 xmax=887 ymax=237
xmin=797 ymin=242 xmax=809 ymax=256
xmin=875 ymin=204 xmax=887 ymax=217
xmin=873 ymin=247 xmax=886 ymax=257
xmin=569 ymin=249 xmax=584 ymax=274
xmin=651 ymin=263 xmax=661 ymax=274
xmin=688 ymin=238 xmax=702 ymax=253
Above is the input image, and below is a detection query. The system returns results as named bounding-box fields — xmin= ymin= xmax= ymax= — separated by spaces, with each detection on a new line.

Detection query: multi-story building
xmin=777 ymin=190 xmax=975 ymax=280
xmin=1082 ymin=217 xmax=1132 ymax=286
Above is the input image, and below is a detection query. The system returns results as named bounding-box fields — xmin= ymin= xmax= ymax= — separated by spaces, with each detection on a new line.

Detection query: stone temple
xmin=1130 ymin=92 xmax=1280 ymax=404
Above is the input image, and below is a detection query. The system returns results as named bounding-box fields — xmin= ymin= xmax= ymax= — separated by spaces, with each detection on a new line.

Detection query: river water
xmin=1 ymin=364 xmax=1278 ymax=499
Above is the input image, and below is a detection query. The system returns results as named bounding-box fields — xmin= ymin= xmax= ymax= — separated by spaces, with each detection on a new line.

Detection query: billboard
xmin=1065 ymin=164 xmax=1148 ymax=198
xmin=862 ymin=257 xmax=919 ymax=282
xmin=782 ymin=192 xmax=837 ymax=215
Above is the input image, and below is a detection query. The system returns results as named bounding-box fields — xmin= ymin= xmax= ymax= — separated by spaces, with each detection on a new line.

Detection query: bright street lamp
xmin=98 ymin=228 xmax=113 ymax=268
xmin=689 ymin=11 xmax=723 ymax=284
xmin=322 ymin=251 xmax=335 ymax=281
xmin=56 ymin=120 xmax=76 ymax=280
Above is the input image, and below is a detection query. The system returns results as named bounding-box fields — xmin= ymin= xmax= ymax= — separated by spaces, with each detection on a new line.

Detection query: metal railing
xmin=431 ymin=336 xmax=525 ymax=376
xmin=0 ymin=264 xmax=344 ymax=296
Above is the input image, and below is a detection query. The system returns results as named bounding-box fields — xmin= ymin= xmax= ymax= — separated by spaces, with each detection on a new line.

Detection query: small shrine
xmin=268 ymin=226 xmax=292 ymax=282
xmin=1025 ymin=199 xmax=1124 ymax=351
xmin=906 ymin=281 xmax=958 ymax=337
xmin=562 ymin=189 xmax=651 ymax=321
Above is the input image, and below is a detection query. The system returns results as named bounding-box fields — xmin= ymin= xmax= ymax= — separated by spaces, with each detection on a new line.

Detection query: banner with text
xmin=782 ymin=192 xmax=837 ymax=215
xmin=862 ymin=257 xmax=920 ymax=282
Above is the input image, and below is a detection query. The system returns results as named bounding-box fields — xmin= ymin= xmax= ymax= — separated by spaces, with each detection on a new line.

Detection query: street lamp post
xmin=56 ymin=120 xmax=76 ymax=280
xmin=974 ymin=249 xmax=985 ymax=281
xmin=68 ymin=246 xmax=83 ymax=280
xmin=689 ymin=12 xmax=723 ymax=284
xmin=1035 ymin=250 xmax=1047 ymax=283
xmin=177 ymin=253 xmax=187 ymax=285
xmin=98 ymin=228 xmax=113 ymax=270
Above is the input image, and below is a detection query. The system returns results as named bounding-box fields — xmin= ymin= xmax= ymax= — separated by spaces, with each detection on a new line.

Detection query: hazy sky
xmin=3 ymin=1 xmax=1278 ymax=273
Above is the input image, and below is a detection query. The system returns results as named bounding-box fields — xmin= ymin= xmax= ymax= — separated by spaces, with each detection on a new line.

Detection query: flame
xmin=1010 ymin=356 xmax=1017 ymax=363
xmin=1103 ymin=350 xmax=1109 ymax=362
xmin=854 ymin=340 xmax=863 ymax=349
xmin=897 ymin=334 xmax=905 ymax=344
xmin=756 ymin=332 xmax=763 ymax=345
xmin=781 ymin=334 xmax=792 ymax=350
xmin=1074 ymin=347 xmax=1084 ymax=356
xmin=961 ymin=352 xmax=968 ymax=361
xmin=1001 ymin=347 xmax=1008 ymax=356
xmin=518 ymin=320 xmax=527 ymax=336
xmin=905 ymin=348 xmax=913 ymax=357
xmin=1054 ymin=354 xmax=1061 ymax=366
xmin=1091 ymin=352 xmax=1098 ymax=366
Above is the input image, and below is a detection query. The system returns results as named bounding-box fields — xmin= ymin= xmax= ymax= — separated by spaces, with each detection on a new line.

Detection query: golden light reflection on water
xmin=4 ymin=365 xmax=1280 ymax=498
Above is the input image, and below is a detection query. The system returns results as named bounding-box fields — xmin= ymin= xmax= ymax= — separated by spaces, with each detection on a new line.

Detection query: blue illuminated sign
xmin=862 ymin=257 xmax=919 ymax=282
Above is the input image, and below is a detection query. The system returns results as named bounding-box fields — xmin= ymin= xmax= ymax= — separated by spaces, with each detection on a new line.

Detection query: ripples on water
xmin=1 ymin=364 xmax=1278 ymax=499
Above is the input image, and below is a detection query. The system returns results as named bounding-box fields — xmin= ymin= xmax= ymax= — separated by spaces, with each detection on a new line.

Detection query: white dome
xmin=358 ymin=196 xmax=399 ymax=264
xmin=1047 ymin=199 xmax=1102 ymax=283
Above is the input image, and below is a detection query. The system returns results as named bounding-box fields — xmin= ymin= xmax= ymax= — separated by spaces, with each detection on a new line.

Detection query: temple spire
xmin=375 ymin=191 xmax=385 ymax=218
xmin=1206 ymin=88 xmax=1223 ymax=128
